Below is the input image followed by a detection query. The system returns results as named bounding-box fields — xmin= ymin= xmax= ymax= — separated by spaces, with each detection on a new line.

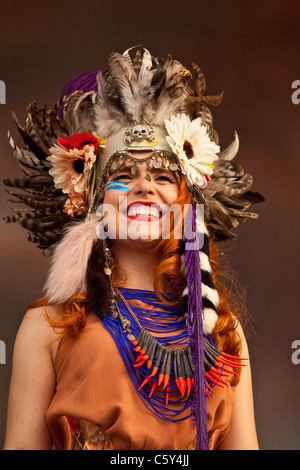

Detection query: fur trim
xmin=44 ymin=214 xmax=99 ymax=304
xmin=182 ymin=209 xmax=219 ymax=335
xmin=202 ymin=309 xmax=219 ymax=336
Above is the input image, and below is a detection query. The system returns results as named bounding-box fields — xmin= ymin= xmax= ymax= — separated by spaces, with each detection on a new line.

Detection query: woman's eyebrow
xmin=108 ymin=165 xmax=133 ymax=176
xmin=108 ymin=163 xmax=176 ymax=177
xmin=150 ymin=167 xmax=172 ymax=172
xmin=150 ymin=167 xmax=176 ymax=176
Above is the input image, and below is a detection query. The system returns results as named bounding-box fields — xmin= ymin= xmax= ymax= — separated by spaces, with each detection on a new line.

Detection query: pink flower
xmin=63 ymin=194 xmax=88 ymax=217
xmin=47 ymin=132 xmax=100 ymax=217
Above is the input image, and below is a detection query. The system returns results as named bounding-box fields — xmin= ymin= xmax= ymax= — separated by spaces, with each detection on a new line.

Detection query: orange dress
xmin=46 ymin=312 xmax=234 ymax=450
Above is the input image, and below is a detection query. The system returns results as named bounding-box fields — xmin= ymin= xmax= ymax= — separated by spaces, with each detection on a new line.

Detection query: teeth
xmin=128 ymin=205 xmax=160 ymax=217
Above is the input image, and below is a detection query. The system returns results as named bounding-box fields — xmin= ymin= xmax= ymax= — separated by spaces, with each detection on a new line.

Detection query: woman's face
xmin=101 ymin=151 xmax=180 ymax=245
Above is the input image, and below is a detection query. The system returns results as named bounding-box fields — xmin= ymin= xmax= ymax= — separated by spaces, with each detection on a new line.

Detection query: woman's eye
xmin=156 ymin=175 xmax=175 ymax=183
xmin=113 ymin=174 xmax=132 ymax=181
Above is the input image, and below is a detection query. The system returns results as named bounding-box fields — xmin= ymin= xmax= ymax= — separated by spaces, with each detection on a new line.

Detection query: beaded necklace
xmin=96 ymin=286 xmax=245 ymax=425
xmin=99 ymin=287 xmax=193 ymax=421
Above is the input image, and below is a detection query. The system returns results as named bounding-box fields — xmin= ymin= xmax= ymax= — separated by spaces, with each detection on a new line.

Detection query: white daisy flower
xmin=165 ymin=113 xmax=220 ymax=188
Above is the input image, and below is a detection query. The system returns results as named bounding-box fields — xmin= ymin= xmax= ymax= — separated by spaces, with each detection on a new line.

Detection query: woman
xmin=3 ymin=46 xmax=263 ymax=450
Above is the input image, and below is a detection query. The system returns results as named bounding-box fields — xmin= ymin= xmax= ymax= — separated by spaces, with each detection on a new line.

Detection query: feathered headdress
xmin=3 ymin=46 xmax=264 ymax=449
xmin=3 ymin=47 xmax=262 ymax=252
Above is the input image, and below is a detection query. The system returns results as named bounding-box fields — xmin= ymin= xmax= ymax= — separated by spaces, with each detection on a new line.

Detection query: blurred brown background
xmin=0 ymin=0 xmax=299 ymax=450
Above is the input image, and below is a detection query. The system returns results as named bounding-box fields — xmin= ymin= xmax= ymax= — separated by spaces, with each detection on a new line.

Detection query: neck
xmin=112 ymin=240 xmax=158 ymax=291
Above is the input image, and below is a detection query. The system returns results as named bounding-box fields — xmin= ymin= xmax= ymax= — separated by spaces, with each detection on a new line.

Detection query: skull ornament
xmin=124 ymin=125 xmax=156 ymax=145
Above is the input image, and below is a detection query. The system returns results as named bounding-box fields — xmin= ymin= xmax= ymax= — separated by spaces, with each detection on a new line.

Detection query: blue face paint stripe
xmin=106 ymin=181 xmax=128 ymax=187
xmin=105 ymin=182 xmax=129 ymax=192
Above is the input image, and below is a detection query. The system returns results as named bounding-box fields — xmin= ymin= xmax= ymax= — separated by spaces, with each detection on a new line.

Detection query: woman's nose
xmin=133 ymin=176 xmax=155 ymax=195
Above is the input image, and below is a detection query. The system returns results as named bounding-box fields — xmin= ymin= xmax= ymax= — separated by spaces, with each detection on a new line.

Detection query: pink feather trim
xmin=44 ymin=214 xmax=99 ymax=304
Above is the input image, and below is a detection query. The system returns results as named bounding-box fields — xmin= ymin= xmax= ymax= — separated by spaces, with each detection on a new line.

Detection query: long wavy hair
xmin=28 ymin=176 xmax=244 ymax=384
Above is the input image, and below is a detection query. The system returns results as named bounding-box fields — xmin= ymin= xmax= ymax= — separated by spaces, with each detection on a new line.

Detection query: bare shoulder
xmin=226 ymin=314 xmax=250 ymax=358
xmin=5 ymin=304 xmax=62 ymax=449
xmin=235 ymin=319 xmax=249 ymax=354
xmin=23 ymin=303 xmax=61 ymax=322
xmin=217 ymin=316 xmax=259 ymax=449
xmin=15 ymin=304 xmax=62 ymax=365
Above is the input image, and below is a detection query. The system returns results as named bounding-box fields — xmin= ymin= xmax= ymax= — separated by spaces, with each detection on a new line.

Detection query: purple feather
xmin=61 ymin=69 xmax=102 ymax=96
xmin=59 ymin=69 xmax=103 ymax=118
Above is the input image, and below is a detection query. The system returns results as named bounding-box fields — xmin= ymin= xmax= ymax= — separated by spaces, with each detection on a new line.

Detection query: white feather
xmin=44 ymin=214 xmax=98 ymax=304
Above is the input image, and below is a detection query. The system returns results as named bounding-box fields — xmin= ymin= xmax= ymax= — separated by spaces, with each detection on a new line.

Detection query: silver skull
xmin=124 ymin=125 xmax=155 ymax=145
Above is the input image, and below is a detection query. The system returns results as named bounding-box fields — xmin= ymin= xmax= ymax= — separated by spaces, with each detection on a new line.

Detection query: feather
xmin=14 ymin=215 xmax=63 ymax=234
xmin=106 ymin=50 xmax=155 ymax=123
xmin=4 ymin=98 xmax=70 ymax=251
xmin=152 ymin=60 xmax=193 ymax=125
xmin=135 ymin=48 xmax=153 ymax=83
xmin=203 ymin=132 xmax=264 ymax=239
xmin=3 ymin=175 xmax=53 ymax=189
xmin=219 ymin=131 xmax=239 ymax=161
xmin=192 ymin=62 xmax=207 ymax=97
xmin=4 ymin=189 xmax=66 ymax=211
xmin=7 ymin=130 xmax=50 ymax=171
xmin=12 ymin=112 xmax=49 ymax=160
xmin=201 ymin=92 xmax=224 ymax=107
xmin=62 ymin=91 xmax=98 ymax=134
xmin=44 ymin=214 xmax=99 ymax=304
